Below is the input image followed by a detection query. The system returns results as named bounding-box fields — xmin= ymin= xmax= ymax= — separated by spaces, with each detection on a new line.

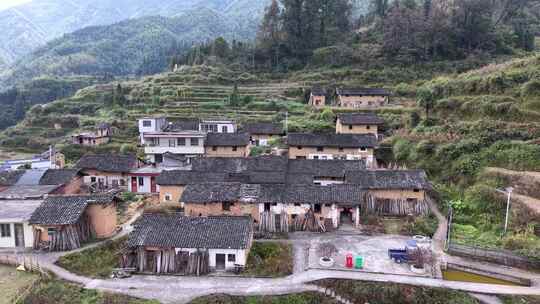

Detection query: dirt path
xmin=512 ymin=193 xmax=540 ymax=214
xmin=485 ymin=167 xmax=540 ymax=180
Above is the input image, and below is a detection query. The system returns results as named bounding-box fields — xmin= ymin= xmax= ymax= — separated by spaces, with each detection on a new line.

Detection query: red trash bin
xmin=346 ymin=254 xmax=353 ymax=268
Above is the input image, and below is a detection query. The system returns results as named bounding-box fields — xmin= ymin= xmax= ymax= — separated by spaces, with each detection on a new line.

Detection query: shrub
xmin=521 ymin=79 xmax=540 ymax=97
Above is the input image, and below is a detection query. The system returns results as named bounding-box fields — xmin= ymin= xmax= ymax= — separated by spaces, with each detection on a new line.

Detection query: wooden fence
xmin=447 ymin=244 xmax=540 ymax=270
xmin=0 ymin=254 xmax=50 ymax=277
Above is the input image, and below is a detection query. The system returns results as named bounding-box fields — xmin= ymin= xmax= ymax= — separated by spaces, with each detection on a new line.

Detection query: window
xmin=165 ymin=194 xmax=172 ymax=201
xmin=297 ymin=146 xmax=303 ymax=150
xmin=291 ymin=214 xmax=298 ymax=219
xmin=348 ymin=125 xmax=353 ymax=130
xmin=120 ymin=179 xmax=126 ymax=186
xmin=317 ymin=147 xmax=324 ymax=152
xmin=366 ymin=126 xmax=371 ymax=130
xmin=324 ymin=204 xmax=332 ymax=208
xmin=0 ymin=224 xmax=10 ymax=237
xmin=294 ymin=203 xmax=301 ymax=207
xmin=47 ymin=228 xmax=57 ymax=236
xmin=177 ymin=138 xmax=186 ymax=146
xmin=339 ymin=147 xmax=344 ymax=152
xmin=264 ymin=203 xmax=271 ymax=211
xmin=360 ymin=147 xmax=367 ymax=152
xmin=228 ymin=254 xmax=236 ymax=262
xmin=155 ymin=154 xmax=163 ymax=163
xmin=222 ymin=126 xmax=228 ymax=133
xmin=232 ymin=146 xmax=238 ymax=152
xmin=222 ymin=202 xmax=232 ymax=211
xmin=313 ymin=156 xmax=319 ymax=160
xmin=142 ymin=120 xmax=151 ymax=127
xmin=296 ymin=156 xmax=306 ymax=159
xmin=314 ymin=204 xmax=322 ymax=213
xmin=413 ymin=189 xmax=420 ymax=193
xmin=90 ymin=177 xmax=96 ymax=183
xmin=169 ymin=139 xmax=176 ymax=147
xmin=112 ymin=179 xmax=119 ymax=187
xmin=138 ymin=177 xmax=144 ymax=186
xmin=212 ymin=146 xmax=218 ymax=151
xmin=191 ymin=138 xmax=199 ymax=146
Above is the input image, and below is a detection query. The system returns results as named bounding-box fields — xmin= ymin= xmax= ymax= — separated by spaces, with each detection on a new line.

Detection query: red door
xmin=151 ymin=176 xmax=157 ymax=193
xmin=131 ymin=177 xmax=138 ymax=193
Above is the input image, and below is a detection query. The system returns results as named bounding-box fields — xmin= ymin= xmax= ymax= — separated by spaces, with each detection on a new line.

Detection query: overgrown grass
xmin=189 ymin=292 xmax=338 ymax=304
xmin=243 ymin=242 xmax=293 ymax=277
xmin=57 ymin=237 xmax=126 ymax=279
xmin=499 ymin=295 xmax=540 ymax=304
xmin=316 ymin=279 xmax=479 ymax=304
xmin=17 ymin=279 xmax=159 ymax=304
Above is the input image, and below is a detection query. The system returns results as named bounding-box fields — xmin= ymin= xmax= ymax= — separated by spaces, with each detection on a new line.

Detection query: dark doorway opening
xmin=216 ymin=254 xmax=226 ymax=271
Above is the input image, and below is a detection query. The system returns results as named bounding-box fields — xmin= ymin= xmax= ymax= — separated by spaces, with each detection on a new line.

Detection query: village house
xmin=287 ymin=133 xmax=378 ymax=168
xmin=125 ymin=214 xmax=253 ymax=274
xmin=0 ymin=185 xmax=61 ymax=200
xmin=0 ymin=147 xmax=65 ymax=171
xmin=287 ymin=158 xmax=365 ymax=186
xmin=156 ymin=171 xmax=229 ymax=204
xmin=200 ymin=119 xmax=237 ymax=134
xmin=346 ymin=170 xmax=431 ymax=202
xmin=336 ymin=113 xmax=385 ymax=137
xmin=29 ymin=194 xmax=119 ymax=251
xmin=0 ymin=170 xmax=25 ymax=192
xmin=76 ymin=154 xmax=139 ymax=192
xmin=127 ymin=166 xmax=161 ymax=194
xmin=71 ymin=123 xmax=112 ymax=146
xmin=0 ymin=169 xmax=82 ymax=195
xmin=0 ymin=200 xmax=42 ymax=248
xmin=309 ymin=87 xmax=327 ymax=108
xmin=204 ymin=133 xmax=251 ymax=158
xmin=243 ymin=122 xmax=284 ymax=146
xmin=336 ymin=88 xmax=390 ymax=108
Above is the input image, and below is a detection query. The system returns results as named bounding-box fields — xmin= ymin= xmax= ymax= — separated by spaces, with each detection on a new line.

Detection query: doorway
xmin=14 ymin=224 xmax=24 ymax=247
xmin=340 ymin=208 xmax=353 ymax=226
xmin=216 ymin=254 xmax=226 ymax=271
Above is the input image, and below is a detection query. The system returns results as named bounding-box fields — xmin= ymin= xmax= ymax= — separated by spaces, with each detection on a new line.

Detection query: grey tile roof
xmin=0 ymin=200 xmax=43 ymax=222
xmin=0 ymin=170 xmax=24 ymax=186
xmin=128 ymin=214 xmax=252 ymax=249
xmin=345 ymin=170 xmax=431 ymax=190
xmin=288 ymin=159 xmax=365 ymax=178
xmin=311 ymin=87 xmax=327 ymax=96
xmin=181 ymin=183 xmax=242 ymax=203
xmin=243 ymin=122 xmax=284 ymax=135
xmin=76 ymin=154 xmax=137 ymax=173
xmin=191 ymin=156 xmax=288 ymax=173
xmin=29 ymin=194 xmax=116 ymax=225
xmin=337 ymin=88 xmax=390 ymax=96
xmin=205 ymin=133 xmax=250 ymax=147
xmin=156 ymin=171 xmax=228 ymax=186
xmin=0 ymin=185 xmax=60 ymax=200
xmin=338 ymin=113 xmax=385 ymax=125
xmin=284 ymin=184 xmax=366 ymax=205
xmin=39 ymin=169 xmax=81 ymax=185
xmin=287 ymin=133 xmax=377 ymax=148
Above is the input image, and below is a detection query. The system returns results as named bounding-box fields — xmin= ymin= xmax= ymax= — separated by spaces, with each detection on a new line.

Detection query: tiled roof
xmin=97 ymin=123 xmax=111 ymax=130
xmin=76 ymin=154 xmax=137 ymax=173
xmin=287 ymin=133 xmax=378 ymax=148
xmin=191 ymin=156 xmax=288 ymax=173
xmin=205 ymin=133 xmax=250 ymax=147
xmin=284 ymin=184 xmax=365 ymax=205
xmin=15 ymin=170 xmax=47 ymax=185
xmin=0 ymin=185 xmax=60 ymax=199
xmin=346 ymin=170 xmax=431 ymax=190
xmin=128 ymin=214 xmax=252 ymax=249
xmin=338 ymin=113 xmax=385 ymax=125
xmin=336 ymin=88 xmax=390 ymax=96
xmin=0 ymin=170 xmax=24 ymax=186
xmin=156 ymin=171 xmax=228 ymax=186
xmin=29 ymin=194 xmax=116 ymax=225
xmin=243 ymin=122 xmax=284 ymax=135
xmin=311 ymin=87 xmax=327 ymax=96
xmin=181 ymin=183 xmax=242 ymax=203
xmin=0 ymin=200 xmax=43 ymax=222
xmin=288 ymin=159 xmax=365 ymax=178
xmin=39 ymin=169 xmax=80 ymax=185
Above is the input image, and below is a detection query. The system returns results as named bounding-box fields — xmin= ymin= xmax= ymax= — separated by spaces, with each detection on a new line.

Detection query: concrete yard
xmin=306 ymin=234 xmax=432 ymax=277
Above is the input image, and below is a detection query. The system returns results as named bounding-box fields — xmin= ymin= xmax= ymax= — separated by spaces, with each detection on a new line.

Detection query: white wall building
xmin=0 ymin=200 xmax=42 ymax=248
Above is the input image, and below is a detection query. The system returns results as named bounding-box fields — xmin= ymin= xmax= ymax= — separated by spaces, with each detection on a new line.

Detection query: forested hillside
xmin=0 ymin=0 xmax=272 ymax=65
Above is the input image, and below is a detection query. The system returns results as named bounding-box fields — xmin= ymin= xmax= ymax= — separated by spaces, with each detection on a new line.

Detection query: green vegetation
xmin=499 ymin=295 xmax=540 ymax=304
xmin=0 ymin=265 xmax=39 ymax=304
xmin=243 ymin=242 xmax=293 ymax=277
xmin=190 ymin=293 xmax=338 ymax=304
xmin=18 ymin=279 xmax=158 ymax=304
xmin=317 ymin=279 xmax=479 ymax=304
xmin=57 ymin=238 xmax=125 ymax=279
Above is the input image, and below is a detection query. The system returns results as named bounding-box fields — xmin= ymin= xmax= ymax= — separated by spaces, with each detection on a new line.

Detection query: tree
xmin=257 ymin=0 xmax=283 ymax=69
xmin=213 ymin=37 xmax=230 ymax=59
xmin=416 ymin=87 xmax=435 ymax=119
xmin=371 ymin=0 xmax=389 ymax=18
xmin=229 ymin=83 xmax=240 ymax=107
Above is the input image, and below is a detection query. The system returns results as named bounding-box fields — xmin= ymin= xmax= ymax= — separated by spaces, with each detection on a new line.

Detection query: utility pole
xmin=496 ymin=187 xmax=514 ymax=234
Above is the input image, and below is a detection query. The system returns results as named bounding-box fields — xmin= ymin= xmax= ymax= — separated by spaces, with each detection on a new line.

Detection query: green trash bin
xmin=354 ymin=255 xmax=364 ymax=269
